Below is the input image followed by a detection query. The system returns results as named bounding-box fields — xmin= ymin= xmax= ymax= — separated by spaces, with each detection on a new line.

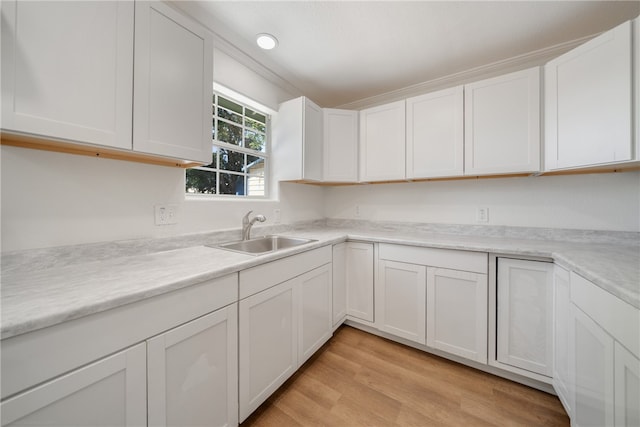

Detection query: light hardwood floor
xmin=241 ymin=325 xmax=570 ymax=427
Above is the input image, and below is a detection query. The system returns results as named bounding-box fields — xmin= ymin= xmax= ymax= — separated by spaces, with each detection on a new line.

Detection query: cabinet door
xmin=239 ymin=280 xmax=298 ymax=422
xmin=496 ymin=258 xmax=554 ymax=377
xmin=377 ymin=260 xmax=426 ymax=344
xmin=614 ymin=342 xmax=640 ymax=427
xmin=427 ymin=267 xmax=488 ymax=363
xmin=1 ymin=343 xmax=146 ymax=427
xmin=332 ymin=243 xmax=348 ymax=327
xmin=553 ymin=264 xmax=573 ymax=415
xmin=464 ymin=67 xmax=540 ymax=175
xmin=359 ymin=100 xmax=406 ymax=181
xmin=324 ymin=109 xmax=358 ymax=182
xmin=345 ymin=242 xmax=375 ymax=323
xmin=545 ymin=20 xmax=633 ymax=170
xmin=298 ymin=264 xmax=333 ymax=364
xmin=147 ymin=305 xmax=238 ymax=427
xmin=133 ymin=1 xmax=213 ymax=162
xmin=570 ymin=304 xmax=615 ymax=427
xmin=303 ymin=98 xmax=323 ymax=181
xmin=406 ymin=86 xmax=463 ymax=179
xmin=0 ymin=1 xmax=134 ymax=149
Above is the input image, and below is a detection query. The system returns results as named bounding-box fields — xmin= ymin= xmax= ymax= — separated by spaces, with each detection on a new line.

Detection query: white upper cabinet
xmin=1 ymin=1 xmax=134 ymax=149
xmin=464 ymin=67 xmax=541 ymax=175
xmin=359 ymin=100 xmax=406 ymax=182
xmin=545 ymin=20 xmax=634 ymax=170
xmin=133 ymin=1 xmax=213 ymax=163
xmin=406 ymin=86 xmax=464 ymax=179
xmin=273 ymin=96 xmax=323 ymax=181
xmin=324 ymin=108 xmax=358 ymax=182
xmin=1 ymin=1 xmax=213 ymax=163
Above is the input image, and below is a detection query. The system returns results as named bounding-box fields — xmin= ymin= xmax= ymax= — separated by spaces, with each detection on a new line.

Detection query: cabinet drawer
xmin=239 ymin=246 xmax=332 ymax=299
xmin=379 ymin=244 xmax=487 ymax=274
xmin=1 ymin=274 xmax=238 ymax=400
xmin=570 ymin=272 xmax=639 ymax=358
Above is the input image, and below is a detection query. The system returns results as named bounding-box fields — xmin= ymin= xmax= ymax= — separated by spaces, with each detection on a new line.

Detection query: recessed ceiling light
xmin=256 ymin=33 xmax=278 ymax=50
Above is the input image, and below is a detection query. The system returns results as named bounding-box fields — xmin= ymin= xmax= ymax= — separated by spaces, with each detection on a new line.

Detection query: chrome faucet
xmin=242 ymin=211 xmax=266 ymax=240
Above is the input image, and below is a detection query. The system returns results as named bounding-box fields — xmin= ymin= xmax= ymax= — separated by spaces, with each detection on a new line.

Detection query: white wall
xmin=324 ymin=172 xmax=640 ymax=232
xmin=0 ymin=146 xmax=324 ymax=251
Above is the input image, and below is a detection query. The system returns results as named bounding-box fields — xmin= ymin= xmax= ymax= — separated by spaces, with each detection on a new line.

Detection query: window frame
xmin=186 ymin=90 xmax=271 ymax=199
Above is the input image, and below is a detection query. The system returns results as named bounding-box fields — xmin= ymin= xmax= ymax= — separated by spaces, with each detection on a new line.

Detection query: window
xmin=186 ymin=93 xmax=268 ymax=196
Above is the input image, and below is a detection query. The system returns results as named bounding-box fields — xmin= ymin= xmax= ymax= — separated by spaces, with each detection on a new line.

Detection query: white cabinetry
xmin=570 ymin=303 xmax=615 ymax=427
xmin=345 ymin=242 xmax=375 ymax=323
xmin=147 ymin=305 xmax=238 ymax=427
xmin=324 ymin=109 xmax=359 ymax=182
xmin=273 ymin=96 xmax=323 ymax=181
xmin=553 ymin=264 xmax=573 ymax=415
xmin=376 ymin=244 xmax=488 ymax=363
xmin=298 ymin=264 xmax=333 ymax=364
xmin=1 ymin=0 xmax=212 ymax=163
xmin=464 ymin=67 xmax=540 ymax=175
xmin=492 ymin=257 xmax=554 ymax=379
xmin=406 ymin=86 xmax=464 ymax=179
xmin=614 ymin=342 xmax=640 ymax=427
xmin=133 ymin=1 xmax=213 ymax=163
xmin=359 ymin=100 xmax=406 ymax=181
xmin=1 ymin=344 xmax=146 ymax=427
xmin=377 ymin=260 xmax=426 ymax=344
xmin=238 ymin=246 xmax=332 ymax=422
xmin=0 ymin=1 xmax=134 ymax=149
xmin=332 ymin=243 xmax=348 ymax=327
xmin=545 ymin=20 xmax=634 ymax=170
xmin=239 ymin=280 xmax=298 ymax=422
xmin=567 ymin=271 xmax=640 ymax=427
xmin=427 ymin=267 xmax=488 ymax=363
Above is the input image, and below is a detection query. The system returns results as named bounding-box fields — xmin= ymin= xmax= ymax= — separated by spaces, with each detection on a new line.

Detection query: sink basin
xmin=214 ymin=235 xmax=316 ymax=255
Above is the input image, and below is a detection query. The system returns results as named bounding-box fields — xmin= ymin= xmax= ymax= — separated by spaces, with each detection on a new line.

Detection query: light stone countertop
xmin=1 ymin=220 xmax=638 ymax=340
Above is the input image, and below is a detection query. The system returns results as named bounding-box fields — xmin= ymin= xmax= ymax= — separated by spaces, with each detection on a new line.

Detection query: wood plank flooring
xmin=241 ymin=325 xmax=570 ymax=427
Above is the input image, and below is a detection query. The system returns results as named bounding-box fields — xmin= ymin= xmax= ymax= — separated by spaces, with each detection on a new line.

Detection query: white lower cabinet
xmin=298 ymin=264 xmax=333 ymax=364
xmin=377 ymin=260 xmax=426 ymax=344
xmin=493 ymin=257 xmax=554 ymax=379
xmin=570 ymin=303 xmax=615 ymax=427
xmin=553 ymin=264 xmax=573 ymax=414
xmin=345 ymin=242 xmax=375 ymax=323
xmin=239 ymin=280 xmax=298 ymax=422
xmin=1 ymin=343 xmax=147 ymax=427
xmin=147 ymin=304 xmax=238 ymax=427
xmin=332 ymin=243 xmax=348 ymax=327
xmin=614 ymin=342 xmax=640 ymax=427
xmin=238 ymin=246 xmax=333 ymax=422
xmin=427 ymin=267 xmax=488 ymax=364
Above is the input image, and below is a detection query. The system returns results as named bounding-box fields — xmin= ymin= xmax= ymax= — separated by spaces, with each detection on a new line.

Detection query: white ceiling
xmin=180 ymin=1 xmax=639 ymax=108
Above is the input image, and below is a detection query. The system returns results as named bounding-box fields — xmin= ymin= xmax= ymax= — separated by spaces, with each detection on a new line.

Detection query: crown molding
xmin=335 ymin=34 xmax=597 ymax=111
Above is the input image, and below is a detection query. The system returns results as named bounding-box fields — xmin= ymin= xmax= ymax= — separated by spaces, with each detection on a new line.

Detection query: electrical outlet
xmin=476 ymin=207 xmax=489 ymax=223
xmin=155 ymin=204 xmax=178 ymax=225
xmin=273 ymin=209 xmax=281 ymax=224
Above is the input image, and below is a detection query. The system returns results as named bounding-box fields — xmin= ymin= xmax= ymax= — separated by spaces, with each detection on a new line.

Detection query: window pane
xmin=218 ymin=106 xmax=242 ymax=125
xmin=245 ymin=129 xmax=265 ymax=152
xmin=246 ymin=108 xmax=266 ymax=124
xmin=218 ymin=97 xmax=243 ymax=124
xmin=247 ymin=174 xmax=265 ymax=196
xmin=219 ymin=173 xmax=245 ymax=195
xmin=212 ymin=118 xmax=216 ymax=140
xmin=218 ymin=121 xmax=242 ymax=146
xmin=186 ymin=169 xmax=217 ymax=194
xmin=219 ymin=149 xmax=244 ymax=172
xmin=245 ymin=117 xmax=266 ymax=133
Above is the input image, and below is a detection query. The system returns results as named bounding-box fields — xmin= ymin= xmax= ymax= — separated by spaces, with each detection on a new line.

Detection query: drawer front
xmin=239 ymin=246 xmax=332 ymax=299
xmin=379 ymin=244 xmax=487 ymax=274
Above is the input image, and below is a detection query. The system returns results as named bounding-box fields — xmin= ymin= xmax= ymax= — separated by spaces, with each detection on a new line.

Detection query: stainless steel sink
xmin=213 ymin=235 xmax=316 ymax=255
